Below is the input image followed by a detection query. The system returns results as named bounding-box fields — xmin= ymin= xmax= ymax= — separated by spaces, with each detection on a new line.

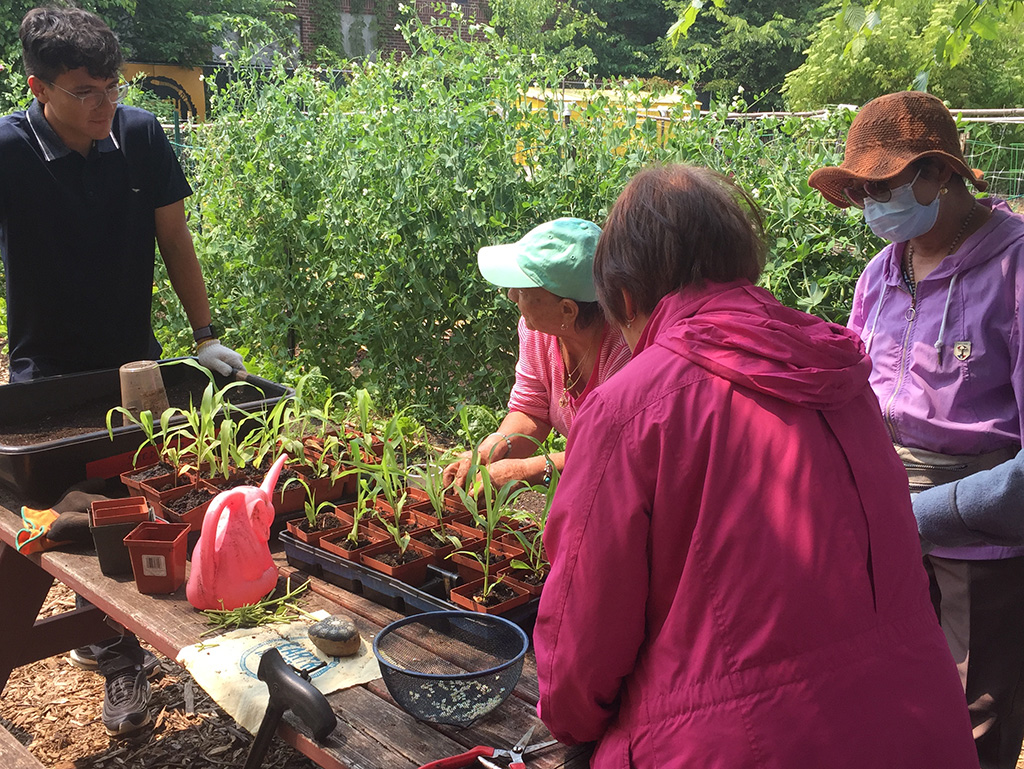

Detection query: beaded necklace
xmin=902 ymin=201 xmax=978 ymax=301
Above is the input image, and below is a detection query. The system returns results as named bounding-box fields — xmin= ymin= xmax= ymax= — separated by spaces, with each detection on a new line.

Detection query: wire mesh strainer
xmin=372 ymin=610 xmax=529 ymax=727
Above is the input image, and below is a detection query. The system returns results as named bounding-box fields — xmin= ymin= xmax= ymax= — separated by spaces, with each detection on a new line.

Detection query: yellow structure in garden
xmin=514 ymin=86 xmax=699 ymax=170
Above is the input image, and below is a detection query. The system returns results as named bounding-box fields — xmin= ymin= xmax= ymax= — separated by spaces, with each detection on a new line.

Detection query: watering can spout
xmin=261 ymin=454 xmax=289 ymax=500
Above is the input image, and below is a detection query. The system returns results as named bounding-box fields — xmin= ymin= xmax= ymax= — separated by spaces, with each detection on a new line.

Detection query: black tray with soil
xmin=0 ymin=358 xmax=292 ymax=506
xmin=277 ymin=530 xmax=539 ymax=634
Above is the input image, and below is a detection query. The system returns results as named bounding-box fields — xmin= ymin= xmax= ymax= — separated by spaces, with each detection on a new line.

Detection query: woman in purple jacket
xmin=810 ymin=91 xmax=1024 ymax=769
xmin=533 ymin=164 xmax=977 ymax=768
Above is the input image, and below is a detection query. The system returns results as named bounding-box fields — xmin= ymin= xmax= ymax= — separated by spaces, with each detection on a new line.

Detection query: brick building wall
xmin=290 ymin=0 xmax=491 ymax=59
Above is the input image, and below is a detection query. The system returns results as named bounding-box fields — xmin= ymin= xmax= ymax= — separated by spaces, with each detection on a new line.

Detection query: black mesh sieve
xmin=372 ymin=610 xmax=529 ymax=727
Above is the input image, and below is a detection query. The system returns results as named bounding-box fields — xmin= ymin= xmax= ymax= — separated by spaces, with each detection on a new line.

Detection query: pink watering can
xmin=186 ymin=454 xmax=288 ymax=611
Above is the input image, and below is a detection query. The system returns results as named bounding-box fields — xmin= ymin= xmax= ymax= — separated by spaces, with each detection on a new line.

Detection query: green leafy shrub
xmin=156 ymin=7 xmax=881 ymax=425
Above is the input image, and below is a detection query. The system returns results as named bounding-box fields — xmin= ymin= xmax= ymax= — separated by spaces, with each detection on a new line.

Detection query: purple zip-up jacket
xmin=848 ymin=198 xmax=1024 ymax=559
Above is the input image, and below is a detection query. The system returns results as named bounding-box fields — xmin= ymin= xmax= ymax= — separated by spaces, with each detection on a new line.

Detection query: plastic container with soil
xmin=0 ymin=358 xmax=293 ymax=507
xmin=277 ymin=530 xmax=539 ymax=632
xmin=124 ymin=521 xmax=189 ymax=593
xmin=359 ymin=538 xmax=435 ymax=587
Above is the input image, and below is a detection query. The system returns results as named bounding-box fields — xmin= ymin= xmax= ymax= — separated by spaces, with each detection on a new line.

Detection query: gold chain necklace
xmin=903 ymin=201 xmax=978 ymax=301
xmin=559 ymin=340 xmax=593 ymax=409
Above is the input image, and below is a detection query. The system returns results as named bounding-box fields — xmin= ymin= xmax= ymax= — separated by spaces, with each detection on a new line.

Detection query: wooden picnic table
xmin=0 ymin=488 xmax=590 ymax=769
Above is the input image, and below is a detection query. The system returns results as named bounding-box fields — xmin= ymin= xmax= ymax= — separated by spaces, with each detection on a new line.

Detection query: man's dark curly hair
xmin=20 ymin=6 xmax=122 ymax=83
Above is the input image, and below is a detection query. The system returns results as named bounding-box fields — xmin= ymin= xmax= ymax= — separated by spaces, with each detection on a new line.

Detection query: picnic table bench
xmin=0 ymin=488 xmax=590 ymax=769
xmin=0 ymin=719 xmax=44 ymax=769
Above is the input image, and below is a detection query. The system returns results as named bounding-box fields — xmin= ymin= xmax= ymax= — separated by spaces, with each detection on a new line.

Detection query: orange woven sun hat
xmin=808 ymin=91 xmax=988 ymax=208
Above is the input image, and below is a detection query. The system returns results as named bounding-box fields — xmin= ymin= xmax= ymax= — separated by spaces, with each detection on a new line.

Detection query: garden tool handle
xmin=259 ymin=648 xmax=336 ymax=741
xmin=417 ymin=746 xmax=494 ymax=769
xmin=242 ymin=648 xmax=337 ymax=769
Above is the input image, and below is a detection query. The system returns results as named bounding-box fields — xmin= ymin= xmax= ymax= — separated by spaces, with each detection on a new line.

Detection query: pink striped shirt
xmin=508 ymin=317 xmax=632 ymax=437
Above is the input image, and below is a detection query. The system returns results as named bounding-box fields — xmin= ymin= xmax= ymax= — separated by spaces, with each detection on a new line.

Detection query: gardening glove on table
xmin=197 ymin=339 xmax=246 ymax=377
xmin=17 ymin=483 xmax=108 ymax=554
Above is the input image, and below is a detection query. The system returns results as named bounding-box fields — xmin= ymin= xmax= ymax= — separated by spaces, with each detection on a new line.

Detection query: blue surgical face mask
xmin=862 ymin=169 xmax=939 ymax=242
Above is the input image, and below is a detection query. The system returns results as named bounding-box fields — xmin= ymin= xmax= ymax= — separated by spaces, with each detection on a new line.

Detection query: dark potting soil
xmin=368 ymin=548 xmax=423 ymax=567
xmin=413 ymin=528 xmax=452 ymax=548
xmin=237 ymin=461 xmax=299 ymax=490
xmin=126 ymin=462 xmax=175 ymax=483
xmin=298 ymin=512 xmax=343 ymax=533
xmin=163 ymin=488 xmax=215 ymax=514
xmin=145 ymin=473 xmax=194 ymax=493
xmin=474 ymin=582 xmax=518 ymax=606
xmin=0 ymin=379 xmax=270 ymax=446
xmin=337 ymin=535 xmax=371 ymax=550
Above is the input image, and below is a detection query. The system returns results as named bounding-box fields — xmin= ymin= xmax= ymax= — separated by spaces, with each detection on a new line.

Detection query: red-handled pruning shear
xmin=418 ymin=726 xmax=558 ymax=769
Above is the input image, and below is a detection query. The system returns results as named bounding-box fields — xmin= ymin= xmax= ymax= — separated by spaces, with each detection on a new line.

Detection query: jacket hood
xmin=636 ymin=281 xmax=872 ymax=411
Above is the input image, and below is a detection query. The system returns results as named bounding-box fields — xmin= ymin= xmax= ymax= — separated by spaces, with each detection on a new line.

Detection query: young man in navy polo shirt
xmin=0 ymin=6 xmax=243 ymax=381
xmin=0 ymin=7 xmax=245 ymax=737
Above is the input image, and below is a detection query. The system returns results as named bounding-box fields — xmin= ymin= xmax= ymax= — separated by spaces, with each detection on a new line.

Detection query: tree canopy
xmin=664 ymin=0 xmax=828 ymax=110
xmin=570 ymin=0 xmax=677 ymax=80
xmin=784 ymin=0 xmax=1024 ymax=108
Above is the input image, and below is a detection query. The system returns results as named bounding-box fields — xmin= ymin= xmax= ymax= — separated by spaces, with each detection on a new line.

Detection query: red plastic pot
xmin=90 ymin=496 xmax=150 ymax=527
xmin=124 ymin=522 xmax=189 ymax=594
xmin=449 ymin=577 xmax=530 ymax=616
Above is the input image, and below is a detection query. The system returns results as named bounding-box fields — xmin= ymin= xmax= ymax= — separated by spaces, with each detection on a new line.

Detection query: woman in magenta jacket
xmin=533 ymin=165 xmax=978 ymax=768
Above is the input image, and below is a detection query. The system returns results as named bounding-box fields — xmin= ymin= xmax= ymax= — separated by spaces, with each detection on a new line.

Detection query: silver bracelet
xmin=492 ymin=432 xmax=513 ymax=454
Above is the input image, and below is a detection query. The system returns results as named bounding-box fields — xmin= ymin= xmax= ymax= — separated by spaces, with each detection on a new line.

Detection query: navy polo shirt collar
xmin=25 ymin=98 xmax=120 ymax=161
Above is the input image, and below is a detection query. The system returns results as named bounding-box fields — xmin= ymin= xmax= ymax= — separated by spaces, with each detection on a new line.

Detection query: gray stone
xmin=308 ymin=615 xmax=361 ymax=657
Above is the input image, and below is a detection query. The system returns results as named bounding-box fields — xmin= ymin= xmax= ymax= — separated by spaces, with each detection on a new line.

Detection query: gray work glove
xmin=197 ymin=340 xmax=246 ymax=377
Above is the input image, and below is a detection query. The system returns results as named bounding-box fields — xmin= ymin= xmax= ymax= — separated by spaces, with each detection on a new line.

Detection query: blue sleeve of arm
xmin=915 ymin=450 xmax=1024 ymax=547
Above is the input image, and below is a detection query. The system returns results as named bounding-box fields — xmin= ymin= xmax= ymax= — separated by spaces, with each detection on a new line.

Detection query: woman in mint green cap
xmin=443 ymin=217 xmax=631 ymax=490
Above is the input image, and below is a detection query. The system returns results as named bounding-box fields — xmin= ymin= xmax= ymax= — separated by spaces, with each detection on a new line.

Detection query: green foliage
xmin=666 ymin=0 xmax=828 ymax=110
xmin=839 ymin=0 xmax=1024 ymax=75
xmin=571 ymin=0 xmax=677 ymax=79
xmin=487 ymin=0 xmax=599 ymax=61
xmin=107 ymin=0 xmax=297 ymax=67
xmin=309 ymin=0 xmax=344 ymax=60
xmin=166 ymin=7 xmax=883 ymax=423
xmin=785 ymin=0 xmax=1024 ymax=108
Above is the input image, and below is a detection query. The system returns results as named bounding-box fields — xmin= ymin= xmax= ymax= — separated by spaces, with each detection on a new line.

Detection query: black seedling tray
xmin=0 ymin=358 xmax=292 ymax=506
xmin=278 ymin=530 xmax=539 ymax=633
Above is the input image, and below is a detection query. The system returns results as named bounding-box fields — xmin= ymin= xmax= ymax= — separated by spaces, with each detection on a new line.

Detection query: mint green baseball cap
xmin=477 ymin=218 xmax=601 ymax=302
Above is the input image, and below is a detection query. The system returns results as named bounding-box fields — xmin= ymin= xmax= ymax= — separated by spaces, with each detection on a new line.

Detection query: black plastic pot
xmin=91 ymin=507 xmax=155 ymax=577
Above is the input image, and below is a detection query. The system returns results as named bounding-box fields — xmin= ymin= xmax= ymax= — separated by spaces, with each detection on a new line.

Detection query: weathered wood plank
xmin=0 ymin=725 xmax=44 ymax=769
xmin=0 ymin=493 xmax=586 ymax=769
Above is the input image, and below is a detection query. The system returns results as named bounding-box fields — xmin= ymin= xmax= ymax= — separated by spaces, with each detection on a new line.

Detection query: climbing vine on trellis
xmin=309 ymin=0 xmax=344 ymax=58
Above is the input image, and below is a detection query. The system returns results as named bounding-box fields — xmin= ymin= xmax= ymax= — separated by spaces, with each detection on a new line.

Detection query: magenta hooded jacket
xmin=534 ymin=281 xmax=977 ymax=769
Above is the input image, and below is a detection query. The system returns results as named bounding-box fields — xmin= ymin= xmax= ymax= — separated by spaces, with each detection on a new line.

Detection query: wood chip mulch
xmin=0 ymin=581 xmax=319 ymax=769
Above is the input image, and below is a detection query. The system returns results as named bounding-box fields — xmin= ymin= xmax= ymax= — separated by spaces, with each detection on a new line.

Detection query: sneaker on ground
xmin=102 ymin=667 xmax=151 ymax=737
xmin=70 ymin=646 xmax=161 ymax=677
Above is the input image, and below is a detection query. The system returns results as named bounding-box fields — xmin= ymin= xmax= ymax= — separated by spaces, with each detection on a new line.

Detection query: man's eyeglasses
xmin=46 ymin=80 xmax=129 ymax=110
xmin=842 ymin=179 xmax=895 ymax=209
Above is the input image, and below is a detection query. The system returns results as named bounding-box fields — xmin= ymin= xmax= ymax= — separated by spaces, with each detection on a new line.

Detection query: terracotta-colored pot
xmin=124 ymin=522 xmax=189 ymax=594
xmin=139 ymin=472 xmax=197 ymax=508
xmin=359 ymin=539 xmax=434 ymax=587
xmin=285 ymin=508 xmax=348 ymax=546
xmin=410 ymin=524 xmax=462 ymax=566
xmin=366 ymin=508 xmax=427 ymax=540
xmin=90 ymin=496 xmax=151 ymax=527
xmin=119 ymin=461 xmax=171 ymax=495
xmin=448 ymin=539 xmax=525 ymax=582
xmin=449 ymin=577 xmax=530 ymax=615
xmin=319 ymin=523 xmax=389 ymax=562
xmin=498 ymin=565 xmax=548 ymax=597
